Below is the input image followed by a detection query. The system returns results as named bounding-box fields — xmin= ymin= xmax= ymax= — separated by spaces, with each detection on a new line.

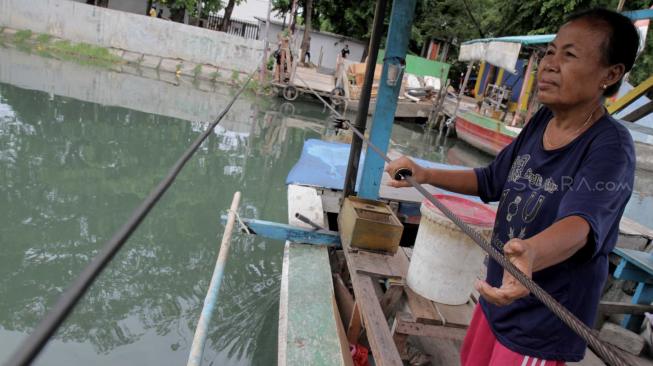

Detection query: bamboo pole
xmin=187 ymin=191 xmax=242 ymax=366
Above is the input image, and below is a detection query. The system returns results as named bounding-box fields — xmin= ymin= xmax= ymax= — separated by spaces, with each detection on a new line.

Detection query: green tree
xmin=159 ymin=0 xmax=225 ymax=23
xmin=220 ymin=0 xmax=248 ymax=31
xmin=299 ymin=0 xmax=313 ymax=63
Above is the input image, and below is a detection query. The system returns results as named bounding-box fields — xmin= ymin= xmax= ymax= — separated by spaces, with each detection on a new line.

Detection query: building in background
xmin=256 ymin=18 xmax=366 ymax=72
xmin=73 ymin=0 xmax=171 ymax=18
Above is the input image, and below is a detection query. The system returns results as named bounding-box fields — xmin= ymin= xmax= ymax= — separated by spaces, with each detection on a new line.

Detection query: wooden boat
xmin=451 ymin=34 xmax=550 ymax=156
xmin=270 ymin=139 xmax=653 ymax=365
xmin=268 ymin=8 xmax=653 ymax=366
xmin=453 ymin=35 xmax=653 ymax=172
xmin=454 ymin=111 xmax=521 ymax=156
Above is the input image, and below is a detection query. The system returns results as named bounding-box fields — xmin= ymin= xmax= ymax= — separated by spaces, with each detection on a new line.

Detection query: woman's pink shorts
xmin=460 ymin=305 xmax=566 ymax=366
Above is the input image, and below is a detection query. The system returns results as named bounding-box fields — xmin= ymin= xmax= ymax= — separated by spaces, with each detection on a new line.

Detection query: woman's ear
xmin=604 ymin=63 xmax=626 ymax=90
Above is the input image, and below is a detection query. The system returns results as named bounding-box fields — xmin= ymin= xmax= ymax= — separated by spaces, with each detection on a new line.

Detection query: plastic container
xmin=406 ymin=194 xmax=495 ymax=305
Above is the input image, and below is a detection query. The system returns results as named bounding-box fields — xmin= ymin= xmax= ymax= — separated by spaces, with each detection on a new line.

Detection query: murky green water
xmin=1 ymin=47 xmax=652 ymax=366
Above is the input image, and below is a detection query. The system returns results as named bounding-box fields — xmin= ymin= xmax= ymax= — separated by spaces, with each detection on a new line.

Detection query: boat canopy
xmin=459 ymin=34 xmax=554 ymax=74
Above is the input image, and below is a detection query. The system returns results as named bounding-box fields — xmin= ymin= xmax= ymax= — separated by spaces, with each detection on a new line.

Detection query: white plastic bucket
xmin=406 ymin=195 xmax=495 ymax=305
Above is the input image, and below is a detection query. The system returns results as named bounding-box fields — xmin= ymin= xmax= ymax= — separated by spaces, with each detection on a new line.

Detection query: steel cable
xmin=4 ymin=65 xmax=260 ymax=366
xmin=293 ymin=73 xmax=631 ymax=366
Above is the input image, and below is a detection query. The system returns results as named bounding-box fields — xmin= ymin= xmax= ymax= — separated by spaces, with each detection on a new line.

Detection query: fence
xmin=205 ymin=15 xmax=260 ymax=40
xmin=0 ymin=0 xmax=265 ymax=73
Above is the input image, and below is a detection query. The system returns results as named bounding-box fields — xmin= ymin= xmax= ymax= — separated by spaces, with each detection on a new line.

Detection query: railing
xmin=205 ymin=15 xmax=260 ymax=40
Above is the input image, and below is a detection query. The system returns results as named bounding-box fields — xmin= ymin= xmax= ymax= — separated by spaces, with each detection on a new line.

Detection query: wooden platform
xmin=293 ymin=66 xmax=336 ymax=94
xmin=339 ymin=237 xmax=475 ymax=365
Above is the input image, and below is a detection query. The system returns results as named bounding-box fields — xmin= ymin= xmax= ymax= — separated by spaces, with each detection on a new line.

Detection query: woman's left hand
xmin=475 ymin=239 xmax=535 ymax=306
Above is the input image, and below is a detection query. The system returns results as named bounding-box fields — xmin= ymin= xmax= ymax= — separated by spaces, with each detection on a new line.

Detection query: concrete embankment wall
xmin=0 ymin=0 xmax=264 ymax=73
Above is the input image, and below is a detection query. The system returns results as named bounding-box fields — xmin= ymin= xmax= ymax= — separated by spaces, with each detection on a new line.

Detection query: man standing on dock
xmin=341 ymin=44 xmax=350 ymax=59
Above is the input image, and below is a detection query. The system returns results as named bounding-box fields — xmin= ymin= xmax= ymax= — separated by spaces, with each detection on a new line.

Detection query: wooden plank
xmin=614 ymin=259 xmax=652 ymax=282
xmin=620 ymin=217 xmax=653 ymax=240
xmin=356 ymin=275 xmax=404 ymax=366
xmin=341 ymin=236 xmax=402 ymax=365
xmin=614 ymin=248 xmax=653 ymax=278
xmin=599 ymin=322 xmax=645 ymax=355
xmin=237 ymin=217 xmax=340 ymax=246
xmin=333 ymin=296 xmax=356 ymax=366
xmin=607 ymin=74 xmax=653 ymax=115
xmin=598 ymin=301 xmax=653 ymax=316
xmin=405 ymin=286 xmax=442 ymax=325
xmin=393 ymin=312 xmax=467 ymax=342
xmin=333 ymin=273 xmax=355 ymax=329
xmin=349 ymin=250 xmax=403 ymax=279
xmin=380 ymin=282 xmax=404 ymax=318
xmin=622 ymin=99 xmax=653 ymax=122
xmin=347 ymin=302 xmax=363 ymax=343
xmin=279 ymin=184 xmax=349 ymax=366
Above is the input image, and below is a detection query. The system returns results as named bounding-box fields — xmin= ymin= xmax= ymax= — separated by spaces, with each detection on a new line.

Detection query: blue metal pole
xmin=358 ymin=0 xmax=417 ymax=200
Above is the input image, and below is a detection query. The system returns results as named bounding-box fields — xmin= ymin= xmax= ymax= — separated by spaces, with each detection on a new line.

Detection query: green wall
xmin=377 ymin=50 xmax=450 ymax=84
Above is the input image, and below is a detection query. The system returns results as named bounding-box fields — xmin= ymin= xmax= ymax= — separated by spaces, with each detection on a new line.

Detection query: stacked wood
xmin=599 ymin=322 xmax=645 ymax=355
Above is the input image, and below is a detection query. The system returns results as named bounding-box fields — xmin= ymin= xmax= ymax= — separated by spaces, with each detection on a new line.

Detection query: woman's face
xmin=537 ymin=19 xmax=612 ymax=108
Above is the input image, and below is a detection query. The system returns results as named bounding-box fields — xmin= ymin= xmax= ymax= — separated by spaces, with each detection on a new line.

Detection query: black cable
xmin=4 ymin=67 xmax=259 ymax=366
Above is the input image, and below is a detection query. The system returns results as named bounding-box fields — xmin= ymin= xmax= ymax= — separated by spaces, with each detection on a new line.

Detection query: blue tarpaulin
xmin=285 ymin=139 xmax=472 ymax=191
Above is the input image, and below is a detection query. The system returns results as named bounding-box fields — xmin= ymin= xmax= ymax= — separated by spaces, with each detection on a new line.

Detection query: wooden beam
xmin=393 ymin=312 xmax=467 ymax=342
xmin=621 ymin=100 xmax=653 ymax=122
xmin=226 ymin=216 xmax=341 ymax=246
xmin=356 ymin=275 xmax=404 ymax=366
xmin=607 ymin=75 xmax=653 ymax=115
xmin=598 ymin=301 xmax=653 ymax=316
xmin=405 ymin=287 xmax=442 ymax=325
xmin=347 ymin=302 xmax=363 ymax=343
xmin=333 ymin=274 xmax=355 ymax=329
xmin=380 ymin=282 xmax=404 ymax=318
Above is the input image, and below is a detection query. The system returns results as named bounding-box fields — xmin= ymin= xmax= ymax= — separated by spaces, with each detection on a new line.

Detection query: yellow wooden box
xmin=338 ymin=196 xmax=404 ymax=254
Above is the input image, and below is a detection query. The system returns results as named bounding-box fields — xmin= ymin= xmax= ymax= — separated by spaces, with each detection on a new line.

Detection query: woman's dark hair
xmin=565 ymin=8 xmax=640 ymax=96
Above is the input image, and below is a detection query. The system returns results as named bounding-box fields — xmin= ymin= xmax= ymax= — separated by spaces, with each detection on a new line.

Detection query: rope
xmin=227 ymin=209 xmax=251 ymax=235
xmin=294 ymin=70 xmax=630 ymax=366
xmin=4 ymin=62 xmax=263 ymax=366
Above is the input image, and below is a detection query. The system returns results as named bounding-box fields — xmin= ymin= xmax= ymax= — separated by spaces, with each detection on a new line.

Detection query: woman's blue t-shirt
xmin=474 ymin=107 xmax=635 ymax=361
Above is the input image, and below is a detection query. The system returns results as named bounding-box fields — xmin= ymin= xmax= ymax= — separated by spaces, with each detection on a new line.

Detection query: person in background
xmin=148 ymin=5 xmax=157 ymax=17
xmin=157 ymin=9 xmax=163 ymax=18
xmin=386 ymin=7 xmax=638 ymax=365
xmin=304 ymin=36 xmax=312 ymax=64
xmin=341 ymin=44 xmax=350 ymax=59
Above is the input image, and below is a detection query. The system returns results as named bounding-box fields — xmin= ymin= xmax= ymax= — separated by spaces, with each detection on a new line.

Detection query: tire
xmin=330 ymin=87 xmax=345 ymax=106
xmin=282 ymin=85 xmax=299 ymax=101
xmin=280 ymin=102 xmax=296 ymax=116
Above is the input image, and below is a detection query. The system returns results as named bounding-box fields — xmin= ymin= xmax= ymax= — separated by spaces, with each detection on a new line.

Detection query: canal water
xmin=1 ymin=46 xmax=652 ymax=366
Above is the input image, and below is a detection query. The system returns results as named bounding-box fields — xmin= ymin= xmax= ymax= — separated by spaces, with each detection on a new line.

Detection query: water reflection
xmin=0 ymin=73 xmax=333 ymax=365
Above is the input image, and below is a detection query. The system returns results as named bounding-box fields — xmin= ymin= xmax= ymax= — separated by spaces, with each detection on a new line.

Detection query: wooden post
xmin=444 ymin=62 xmax=473 ymax=133
xmin=259 ymin=0 xmax=273 ymax=84
xmin=617 ymin=0 xmax=626 ymax=12
xmin=511 ymin=52 xmax=536 ymax=126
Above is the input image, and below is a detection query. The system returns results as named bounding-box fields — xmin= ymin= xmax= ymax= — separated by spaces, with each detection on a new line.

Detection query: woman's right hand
xmin=384 ymin=156 xmax=428 ymax=188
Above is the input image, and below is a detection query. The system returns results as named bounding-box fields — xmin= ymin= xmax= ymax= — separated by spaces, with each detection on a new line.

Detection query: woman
xmin=386 ymin=8 xmax=638 ymax=365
